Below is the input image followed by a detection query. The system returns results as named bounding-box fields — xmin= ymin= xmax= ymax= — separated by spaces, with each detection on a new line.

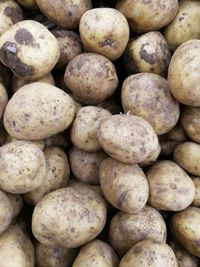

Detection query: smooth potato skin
xmin=0 ymin=83 xmax=8 ymax=120
xmin=0 ymin=190 xmax=13 ymax=235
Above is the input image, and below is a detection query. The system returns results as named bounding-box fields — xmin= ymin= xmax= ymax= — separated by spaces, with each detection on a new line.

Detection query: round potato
xmin=32 ymin=187 xmax=107 ymax=248
xmin=0 ymin=141 xmax=46 ymax=194
xmin=0 ymin=190 xmax=13 ymax=235
xmin=17 ymin=0 xmax=38 ymax=9
xmin=6 ymin=193 xmax=23 ymax=217
xmin=121 ymin=73 xmax=180 ymax=135
xmin=109 ymin=206 xmax=167 ymax=256
xmin=0 ymin=20 xmax=60 ymax=80
xmin=99 ymin=157 xmax=149 ymax=213
xmin=124 ymin=31 xmax=171 ymax=77
xmin=64 ymin=53 xmax=118 ymax=104
xmin=192 ymin=177 xmax=200 ymax=207
xmin=3 ymin=82 xmax=76 ymax=140
xmin=0 ymin=83 xmax=8 ymax=120
xmin=119 ymin=239 xmax=178 ymax=267
xmin=80 ymin=8 xmax=129 ymax=61
xmin=97 ymin=114 xmax=159 ymax=164
xmin=147 ymin=160 xmax=195 ymax=211
xmin=72 ymin=239 xmax=119 ymax=267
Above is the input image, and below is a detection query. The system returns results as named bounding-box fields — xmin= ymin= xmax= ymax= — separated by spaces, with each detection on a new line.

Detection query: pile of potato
xmin=0 ymin=0 xmax=200 ymax=266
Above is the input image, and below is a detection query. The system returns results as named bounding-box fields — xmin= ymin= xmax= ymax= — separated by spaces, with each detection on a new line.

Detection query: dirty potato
xmin=0 ymin=83 xmax=8 ymax=120
xmin=6 ymin=193 xmax=23 ymax=217
xmin=0 ymin=190 xmax=13 ymax=235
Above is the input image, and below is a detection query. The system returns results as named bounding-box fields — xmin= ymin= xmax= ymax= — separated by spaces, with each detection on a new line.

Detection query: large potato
xmin=99 ymin=157 xmax=149 ymax=213
xmin=32 ymin=187 xmax=107 ymax=248
xmin=97 ymin=114 xmax=159 ymax=164
xmin=0 ymin=20 xmax=60 ymax=80
xmin=6 ymin=193 xmax=23 ymax=217
xmin=0 ymin=83 xmax=8 ymax=120
xmin=0 ymin=141 xmax=46 ymax=194
xmin=0 ymin=190 xmax=13 ymax=235
xmin=3 ymin=82 xmax=76 ymax=140
xmin=109 ymin=206 xmax=167 ymax=256
xmin=80 ymin=8 xmax=129 ymax=61
xmin=147 ymin=160 xmax=195 ymax=211
xmin=192 ymin=177 xmax=200 ymax=207
xmin=121 ymin=73 xmax=180 ymax=135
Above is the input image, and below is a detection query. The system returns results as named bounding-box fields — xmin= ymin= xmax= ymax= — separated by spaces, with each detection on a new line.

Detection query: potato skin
xmin=0 ymin=83 xmax=8 ymax=120
xmin=80 ymin=8 xmax=129 ymax=61
xmin=64 ymin=53 xmax=118 ymax=104
xmin=98 ymin=114 xmax=159 ymax=164
xmin=3 ymin=82 xmax=76 ymax=140
xmin=6 ymin=193 xmax=23 ymax=217
xmin=140 ymin=143 xmax=161 ymax=167
xmin=0 ymin=190 xmax=13 ymax=235
xmin=147 ymin=160 xmax=195 ymax=211
xmin=121 ymin=73 xmax=180 ymax=135
xmin=109 ymin=206 xmax=167 ymax=256
xmin=32 ymin=187 xmax=107 ymax=248
xmin=192 ymin=177 xmax=200 ymax=207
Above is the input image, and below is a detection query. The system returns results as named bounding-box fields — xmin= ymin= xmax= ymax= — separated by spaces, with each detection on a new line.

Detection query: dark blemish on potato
xmin=133 ymin=246 xmax=143 ymax=254
xmin=140 ymin=44 xmax=156 ymax=64
xmin=99 ymin=39 xmax=117 ymax=49
xmin=15 ymin=29 xmax=33 ymax=45
xmin=4 ymin=6 xmax=23 ymax=24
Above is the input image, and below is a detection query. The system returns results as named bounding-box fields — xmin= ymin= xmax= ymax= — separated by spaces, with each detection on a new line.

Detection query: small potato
xmin=99 ymin=157 xmax=149 ymax=213
xmin=17 ymin=0 xmax=38 ymax=9
xmin=0 ymin=20 xmax=60 ymax=80
xmin=0 ymin=83 xmax=8 ymax=120
xmin=80 ymin=8 xmax=129 ymax=61
xmin=192 ymin=177 xmax=200 ymax=207
xmin=35 ymin=242 xmax=78 ymax=267
xmin=147 ymin=160 xmax=195 ymax=211
xmin=124 ymin=31 xmax=171 ymax=77
xmin=174 ymin=142 xmax=200 ymax=176
xmin=3 ymin=82 xmax=76 ymax=140
xmin=71 ymin=106 xmax=111 ymax=152
xmin=45 ymin=131 xmax=70 ymax=150
xmin=69 ymin=147 xmax=107 ymax=185
xmin=6 ymin=135 xmax=45 ymax=150
xmin=6 ymin=193 xmax=23 ymax=217
xmin=24 ymin=146 xmax=70 ymax=205
xmin=119 ymin=239 xmax=178 ymax=267
xmin=64 ymin=53 xmax=119 ymax=104
xmin=0 ymin=190 xmax=13 ymax=235
xmin=0 ymin=141 xmax=46 ymax=194
xmin=171 ymin=206 xmax=200 ymax=257
xmin=98 ymin=114 xmax=159 ymax=164
xmin=32 ymin=187 xmax=107 ymax=248
xmin=109 ymin=206 xmax=167 ymax=256
xmin=72 ymin=239 xmax=119 ymax=267
xmin=121 ymin=73 xmax=180 ymax=135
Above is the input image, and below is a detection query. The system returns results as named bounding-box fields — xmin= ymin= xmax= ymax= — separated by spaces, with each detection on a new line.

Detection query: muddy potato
xmin=0 ymin=190 xmax=13 ymax=235
xmin=109 ymin=205 xmax=166 ymax=256
xmin=124 ymin=31 xmax=171 ymax=77
xmin=24 ymin=146 xmax=70 ymax=205
xmin=80 ymin=8 xmax=129 ymax=61
xmin=192 ymin=177 xmax=200 ymax=207
xmin=72 ymin=239 xmax=119 ymax=267
xmin=64 ymin=53 xmax=119 ymax=104
xmin=119 ymin=239 xmax=178 ymax=267
xmin=147 ymin=160 xmax=195 ymax=211
xmin=99 ymin=157 xmax=149 ymax=213
xmin=45 ymin=131 xmax=70 ymax=150
xmin=6 ymin=135 xmax=45 ymax=150
xmin=122 ymin=73 xmax=179 ymax=135
xmin=0 ymin=83 xmax=8 ymax=120
xmin=71 ymin=106 xmax=111 ymax=152
xmin=0 ymin=141 xmax=46 ymax=194
xmin=140 ymin=143 xmax=161 ymax=167
xmin=6 ymin=193 xmax=23 ymax=217
xmin=164 ymin=0 xmax=200 ymax=50
xmin=0 ymin=20 xmax=60 ymax=80
xmin=17 ymin=0 xmax=38 ymax=9
xmin=3 ymin=82 xmax=76 ymax=140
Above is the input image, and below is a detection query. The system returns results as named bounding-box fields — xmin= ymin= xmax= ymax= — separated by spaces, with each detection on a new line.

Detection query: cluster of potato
xmin=0 ymin=0 xmax=200 ymax=266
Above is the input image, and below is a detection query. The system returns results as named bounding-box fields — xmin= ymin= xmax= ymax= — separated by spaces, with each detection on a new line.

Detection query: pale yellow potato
xmin=6 ymin=193 xmax=23 ymax=217
xmin=6 ymin=135 xmax=45 ymax=150
xmin=80 ymin=8 xmax=129 ymax=61
xmin=0 ymin=190 xmax=13 ymax=235
xmin=72 ymin=239 xmax=119 ymax=267
xmin=192 ymin=177 xmax=200 ymax=207
xmin=0 ymin=20 xmax=60 ymax=80
xmin=17 ymin=0 xmax=38 ymax=9
xmin=3 ymin=82 xmax=76 ymax=140
xmin=0 ymin=83 xmax=8 ymax=120
xmin=147 ymin=160 xmax=195 ymax=211
xmin=109 ymin=206 xmax=167 ymax=256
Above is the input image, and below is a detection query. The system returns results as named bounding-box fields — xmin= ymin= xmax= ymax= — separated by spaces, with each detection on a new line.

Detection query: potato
xmin=174 ymin=142 xmax=200 ymax=176
xmin=6 ymin=193 xmax=23 ymax=217
xmin=147 ymin=160 xmax=195 ymax=211
xmin=45 ymin=131 xmax=70 ymax=150
xmin=17 ymin=0 xmax=38 ymax=9
xmin=32 ymin=187 xmax=107 ymax=248
xmin=71 ymin=106 xmax=111 ymax=152
xmin=0 ymin=141 xmax=46 ymax=194
xmin=69 ymin=147 xmax=107 ymax=185
xmin=0 ymin=0 xmax=23 ymax=36
xmin=98 ymin=114 xmax=159 ymax=164
xmin=168 ymin=39 xmax=200 ymax=106
xmin=116 ymin=0 xmax=179 ymax=33
xmin=171 ymin=206 xmax=200 ymax=257
xmin=72 ymin=239 xmax=119 ymax=267
xmin=24 ymin=146 xmax=70 ymax=205
xmin=0 ymin=83 xmax=8 ymax=120
xmin=164 ymin=0 xmax=200 ymax=50
xmin=119 ymin=239 xmax=178 ymax=267
xmin=99 ymin=157 xmax=149 ymax=213
xmin=64 ymin=53 xmax=119 ymax=104
xmin=140 ymin=143 xmax=161 ymax=167
xmin=109 ymin=205 xmax=167 ymax=256
xmin=0 ymin=226 xmax=34 ymax=267
xmin=35 ymin=242 xmax=78 ymax=267
xmin=121 ymin=73 xmax=180 ymax=135
xmin=0 ymin=20 xmax=60 ymax=80
xmin=0 ymin=190 xmax=13 ymax=235
xmin=3 ymin=82 xmax=76 ymax=140
xmin=124 ymin=31 xmax=171 ymax=77
xmin=79 ymin=8 xmax=129 ymax=61
xmin=192 ymin=177 xmax=200 ymax=207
